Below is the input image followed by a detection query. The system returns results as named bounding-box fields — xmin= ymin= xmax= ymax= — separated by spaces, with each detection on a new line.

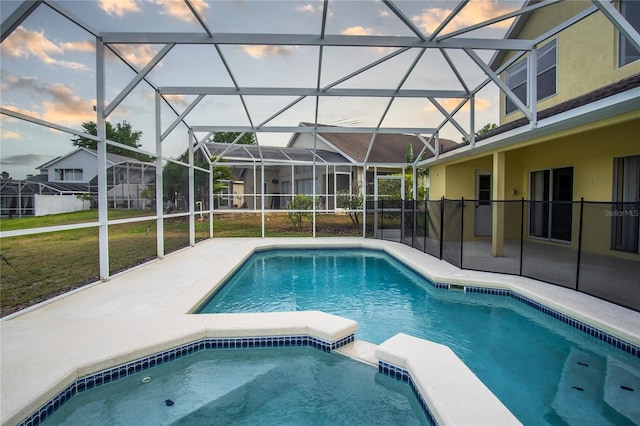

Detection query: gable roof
xmin=291 ymin=123 xmax=458 ymax=164
xmin=37 ymin=147 xmax=154 ymax=171
xmin=205 ymin=142 xmax=350 ymax=164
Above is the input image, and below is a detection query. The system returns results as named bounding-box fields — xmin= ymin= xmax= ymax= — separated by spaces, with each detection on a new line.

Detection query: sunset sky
xmin=0 ymin=0 xmax=524 ymax=179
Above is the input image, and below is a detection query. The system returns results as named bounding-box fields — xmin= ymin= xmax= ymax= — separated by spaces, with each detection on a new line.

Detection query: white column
xmin=155 ymin=91 xmax=164 ymax=258
xmin=96 ymin=38 xmax=109 ymax=280
xmin=188 ymin=130 xmax=195 ymax=246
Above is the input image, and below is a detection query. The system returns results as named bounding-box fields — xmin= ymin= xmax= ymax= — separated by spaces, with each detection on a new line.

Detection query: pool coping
xmin=2 ymin=237 xmax=639 ymax=425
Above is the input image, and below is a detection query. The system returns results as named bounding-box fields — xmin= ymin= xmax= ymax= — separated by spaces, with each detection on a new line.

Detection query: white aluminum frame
xmin=1 ymin=0 xmax=638 ymax=281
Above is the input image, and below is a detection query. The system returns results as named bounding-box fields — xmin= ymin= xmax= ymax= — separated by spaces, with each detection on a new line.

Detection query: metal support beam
xmin=1 ymin=0 xmax=41 ymax=43
xmin=161 ymin=94 xmax=205 ymax=141
xmin=158 ymin=86 xmax=469 ymax=98
xmin=429 ymin=1 xmax=469 ymax=41
xmin=427 ymin=97 xmax=470 ymax=142
xmin=383 ymin=0 xmax=426 ymax=41
xmin=438 ymin=0 xmax=563 ymax=41
xmin=593 ymin=0 xmax=640 ymax=53
xmin=465 ymin=48 xmax=533 ymax=121
xmin=192 ymin=125 xmax=438 ymax=134
xmin=0 ymin=107 xmax=99 ymax=141
xmin=101 ymin=32 xmax=534 ymax=51
xmin=45 ymin=0 xmax=100 ymax=37
xmin=155 ymin=91 xmax=165 ymax=258
xmin=96 ymin=39 xmax=109 ymax=281
xmin=185 ymin=0 xmax=212 ymax=37
xmin=417 ymin=134 xmax=437 ymax=157
xmin=188 ymin=130 xmax=195 ymax=246
xmin=105 ymin=43 xmax=175 ymax=118
xmin=528 ymin=47 xmax=538 ymax=128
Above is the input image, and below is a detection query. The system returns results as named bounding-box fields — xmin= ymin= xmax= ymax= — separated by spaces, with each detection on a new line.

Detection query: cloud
xmin=412 ymin=0 xmax=516 ymax=35
xmin=0 ymin=154 xmax=50 ymax=167
xmin=153 ymin=0 xmax=209 ymax=22
xmin=241 ymin=45 xmax=296 ymax=59
xmin=61 ymin=41 xmax=95 ymax=52
xmin=1 ymin=74 xmax=39 ymax=91
xmin=163 ymin=94 xmax=190 ymax=108
xmin=342 ymin=26 xmax=376 ymax=36
xmin=425 ymin=97 xmax=492 ymax=112
xmin=110 ymin=44 xmax=159 ymax=68
xmin=42 ymin=84 xmax=96 ymax=125
xmin=1 ymin=27 xmax=90 ymax=70
xmin=1 ymin=130 xmax=20 ymax=140
xmin=1 ymin=75 xmax=95 ymax=125
xmin=379 ymin=10 xmax=391 ymax=18
xmin=296 ymin=4 xmax=317 ymax=13
xmin=98 ymin=0 xmax=140 ymax=17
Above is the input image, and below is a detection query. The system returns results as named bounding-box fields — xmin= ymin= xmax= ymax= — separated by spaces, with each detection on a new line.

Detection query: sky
xmin=0 ymin=0 xmax=525 ymax=179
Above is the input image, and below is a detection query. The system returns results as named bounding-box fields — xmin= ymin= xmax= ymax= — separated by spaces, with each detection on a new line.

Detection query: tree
xmin=1 ymin=171 xmax=11 ymax=181
xmin=462 ymin=123 xmax=498 ymax=143
xmin=71 ymin=121 xmax=152 ymax=162
xmin=337 ymin=181 xmax=363 ymax=225
xmin=213 ymin=132 xmax=256 ymax=145
xmin=286 ymin=195 xmax=321 ymax=228
xmin=162 ymin=153 xmax=234 ymax=208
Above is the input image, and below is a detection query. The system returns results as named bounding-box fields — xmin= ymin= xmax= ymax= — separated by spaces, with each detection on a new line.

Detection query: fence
xmin=367 ymin=198 xmax=640 ymax=312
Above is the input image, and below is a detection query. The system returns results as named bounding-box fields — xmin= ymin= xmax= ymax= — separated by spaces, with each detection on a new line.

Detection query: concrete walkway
xmin=2 ymin=238 xmax=639 ymax=425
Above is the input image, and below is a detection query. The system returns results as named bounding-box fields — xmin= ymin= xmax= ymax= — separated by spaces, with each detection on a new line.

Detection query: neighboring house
xmin=206 ymin=123 xmax=457 ymax=210
xmin=0 ymin=148 xmax=156 ymax=216
xmin=427 ymin=0 xmax=640 ymax=257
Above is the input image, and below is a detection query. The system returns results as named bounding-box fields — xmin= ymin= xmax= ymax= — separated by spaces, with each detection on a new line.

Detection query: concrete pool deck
xmin=2 ymin=237 xmax=639 ymax=425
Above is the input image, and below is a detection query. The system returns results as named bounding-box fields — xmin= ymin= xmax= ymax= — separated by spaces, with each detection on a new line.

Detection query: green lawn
xmin=0 ymin=210 xmax=361 ymax=316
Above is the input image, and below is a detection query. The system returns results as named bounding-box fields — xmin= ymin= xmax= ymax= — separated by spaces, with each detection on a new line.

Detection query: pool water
xmin=43 ymin=347 xmax=428 ymax=425
xmin=198 ymin=249 xmax=640 ymax=426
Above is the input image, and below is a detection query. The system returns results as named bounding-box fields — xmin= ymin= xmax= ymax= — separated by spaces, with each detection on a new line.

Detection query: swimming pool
xmin=41 ymin=346 xmax=429 ymax=425
xmin=197 ymin=248 xmax=640 ymax=425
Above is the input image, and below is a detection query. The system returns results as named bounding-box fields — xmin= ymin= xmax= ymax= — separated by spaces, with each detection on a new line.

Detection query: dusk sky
xmin=1 ymin=0 xmax=524 ymax=179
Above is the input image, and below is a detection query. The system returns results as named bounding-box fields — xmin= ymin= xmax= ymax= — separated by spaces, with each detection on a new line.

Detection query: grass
xmin=0 ymin=209 xmax=362 ymax=317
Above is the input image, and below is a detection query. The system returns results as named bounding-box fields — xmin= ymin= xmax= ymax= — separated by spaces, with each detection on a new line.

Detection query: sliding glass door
xmin=613 ymin=155 xmax=640 ymax=253
xmin=529 ymin=167 xmax=574 ymax=242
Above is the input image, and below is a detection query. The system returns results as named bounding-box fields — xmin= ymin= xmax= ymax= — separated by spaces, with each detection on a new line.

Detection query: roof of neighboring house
xmin=290 ymin=123 xmax=459 ymax=164
xmin=205 ymin=142 xmax=351 ymax=164
xmin=0 ymin=180 xmax=91 ymax=195
xmin=441 ymin=73 xmax=640 ymax=154
xmin=37 ymin=147 xmax=154 ymax=171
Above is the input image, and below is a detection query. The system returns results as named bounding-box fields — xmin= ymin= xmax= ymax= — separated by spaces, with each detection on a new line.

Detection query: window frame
xmin=54 ymin=168 xmax=83 ymax=181
xmin=619 ymin=0 xmax=640 ymax=67
xmin=505 ymin=38 xmax=558 ymax=115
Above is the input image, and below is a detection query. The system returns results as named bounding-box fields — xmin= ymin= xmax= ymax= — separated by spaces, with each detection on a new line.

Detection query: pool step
xmin=546 ymin=346 xmax=640 ymax=425
xmin=334 ymin=340 xmax=378 ymax=367
xmin=604 ymin=355 xmax=640 ymax=424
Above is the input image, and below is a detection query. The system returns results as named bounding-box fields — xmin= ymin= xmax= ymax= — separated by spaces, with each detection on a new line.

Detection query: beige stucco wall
xmin=499 ymin=1 xmax=640 ymax=124
xmin=428 ymin=114 xmax=639 ymax=254
xmin=430 ymin=114 xmax=639 ymax=201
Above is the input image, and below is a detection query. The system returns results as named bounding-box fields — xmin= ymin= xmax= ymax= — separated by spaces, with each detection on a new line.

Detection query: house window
xmin=295 ymin=178 xmax=317 ymax=195
xmin=505 ymin=39 xmax=557 ymax=115
xmin=612 ymin=155 xmax=639 ymax=253
xmin=619 ymin=0 xmax=640 ymax=67
xmin=55 ymin=168 xmax=83 ymax=181
xmin=529 ymin=166 xmax=573 ymax=242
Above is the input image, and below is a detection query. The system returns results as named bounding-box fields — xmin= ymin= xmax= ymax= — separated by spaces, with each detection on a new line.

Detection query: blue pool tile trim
xmin=18 ymin=333 xmax=354 ymax=426
xmin=379 ymin=361 xmax=437 ymax=426
xmin=463 ymin=285 xmax=640 ymax=358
